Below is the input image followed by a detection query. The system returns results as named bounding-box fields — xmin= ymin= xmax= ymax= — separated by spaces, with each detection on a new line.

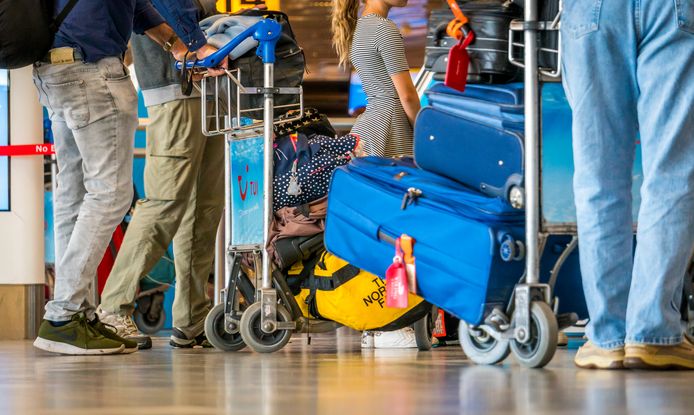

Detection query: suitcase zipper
xmin=346 ymin=162 xmax=522 ymax=224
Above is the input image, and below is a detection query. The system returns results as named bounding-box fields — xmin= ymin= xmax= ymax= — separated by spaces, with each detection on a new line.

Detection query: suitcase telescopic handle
xmin=175 ymin=18 xmax=282 ymax=70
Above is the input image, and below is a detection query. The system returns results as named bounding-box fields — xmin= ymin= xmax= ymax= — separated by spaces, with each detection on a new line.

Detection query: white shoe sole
xmin=121 ymin=346 xmax=139 ymax=354
xmin=33 ymin=337 xmax=125 ymax=355
xmin=374 ymin=344 xmax=418 ymax=349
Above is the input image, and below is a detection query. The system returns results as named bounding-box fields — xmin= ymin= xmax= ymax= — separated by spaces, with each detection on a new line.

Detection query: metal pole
xmin=214 ymin=214 xmax=225 ymax=305
xmin=261 ymin=63 xmax=274 ymax=290
xmin=524 ymin=0 xmax=541 ymax=284
xmin=222 ymin=115 xmax=233 ymax=303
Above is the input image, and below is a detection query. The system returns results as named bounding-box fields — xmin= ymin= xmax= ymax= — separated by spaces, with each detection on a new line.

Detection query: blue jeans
xmin=33 ymin=56 xmax=138 ymax=321
xmin=561 ymin=0 xmax=694 ymax=348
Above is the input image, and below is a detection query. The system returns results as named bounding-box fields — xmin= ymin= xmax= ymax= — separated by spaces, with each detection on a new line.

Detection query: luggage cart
xmin=178 ymin=18 xmax=337 ymax=353
xmin=457 ymin=0 xmax=567 ymax=368
xmin=181 ymin=18 xmax=435 ymax=353
xmin=413 ymin=0 xmax=573 ymax=368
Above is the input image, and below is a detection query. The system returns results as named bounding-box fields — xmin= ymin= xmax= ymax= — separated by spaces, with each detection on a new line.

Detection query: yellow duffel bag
xmin=286 ymin=250 xmax=430 ymax=331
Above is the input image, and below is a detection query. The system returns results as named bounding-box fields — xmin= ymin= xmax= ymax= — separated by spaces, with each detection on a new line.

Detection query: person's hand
xmin=194 ymin=44 xmax=228 ymax=78
xmin=170 ymin=38 xmax=189 ymax=62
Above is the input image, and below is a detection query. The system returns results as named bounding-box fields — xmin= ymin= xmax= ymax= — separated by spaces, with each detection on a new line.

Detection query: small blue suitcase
xmin=414 ymin=110 xmax=524 ymax=200
xmin=424 ymin=83 xmax=524 ymax=131
xmin=324 ymin=156 xmax=526 ymax=325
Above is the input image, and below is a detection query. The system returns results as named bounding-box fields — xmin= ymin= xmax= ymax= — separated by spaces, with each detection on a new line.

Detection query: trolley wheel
xmin=133 ymin=306 xmax=166 ymax=335
xmin=510 ymin=301 xmax=558 ymax=369
xmin=239 ymin=302 xmax=292 ymax=353
xmin=204 ymin=303 xmax=246 ymax=352
xmin=459 ymin=320 xmax=510 ymax=365
xmin=133 ymin=293 xmax=166 ymax=334
xmin=413 ymin=308 xmax=437 ymax=351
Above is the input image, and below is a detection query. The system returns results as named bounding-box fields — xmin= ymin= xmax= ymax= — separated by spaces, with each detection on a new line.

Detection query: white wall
xmin=0 ymin=67 xmax=44 ymax=285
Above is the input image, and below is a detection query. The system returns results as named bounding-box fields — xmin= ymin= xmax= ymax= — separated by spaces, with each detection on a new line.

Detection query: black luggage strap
xmin=303 ymin=252 xmax=333 ymax=319
xmin=179 ymin=51 xmax=197 ymax=96
xmin=49 ymin=0 xmax=80 ymax=33
xmin=300 ymin=254 xmax=361 ymax=292
xmin=331 ymin=264 xmax=361 ymax=289
xmin=301 ymin=251 xmax=363 ymax=320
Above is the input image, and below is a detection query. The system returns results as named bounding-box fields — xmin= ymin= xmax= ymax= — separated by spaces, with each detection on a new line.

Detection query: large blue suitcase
xmin=414 ymin=83 xmax=525 ymax=200
xmin=324 ymin=156 xmax=526 ymax=325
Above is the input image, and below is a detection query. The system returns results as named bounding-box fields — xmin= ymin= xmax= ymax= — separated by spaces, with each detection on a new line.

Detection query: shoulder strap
xmin=50 ymin=0 xmax=80 ymax=33
xmin=331 ymin=264 xmax=361 ymax=289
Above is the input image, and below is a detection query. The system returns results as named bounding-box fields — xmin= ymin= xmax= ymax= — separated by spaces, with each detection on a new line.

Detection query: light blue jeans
xmin=561 ymin=0 xmax=694 ymax=348
xmin=33 ymin=56 xmax=138 ymax=322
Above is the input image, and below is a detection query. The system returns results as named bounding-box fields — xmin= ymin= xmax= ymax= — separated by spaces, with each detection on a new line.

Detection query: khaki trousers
xmin=100 ymin=98 xmax=224 ymax=329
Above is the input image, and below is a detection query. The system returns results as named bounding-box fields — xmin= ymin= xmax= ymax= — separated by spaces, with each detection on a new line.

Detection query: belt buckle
xmin=49 ymin=47 xmax=75 ymax=65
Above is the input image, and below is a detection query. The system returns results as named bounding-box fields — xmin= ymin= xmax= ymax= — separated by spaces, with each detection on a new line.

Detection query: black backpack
xmin=0 ymin=0 xmax=79 ymax=69
xmin=230 ymin=9 xmax=305 ymax=120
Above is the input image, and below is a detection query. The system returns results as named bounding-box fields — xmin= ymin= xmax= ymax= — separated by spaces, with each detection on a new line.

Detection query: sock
xmin=48 ymin=320 xmax=70 ymax=327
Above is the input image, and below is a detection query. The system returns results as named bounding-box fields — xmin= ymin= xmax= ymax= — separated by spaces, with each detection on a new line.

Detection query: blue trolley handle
xmin=175 ymin=18 xmax=282 ymax=70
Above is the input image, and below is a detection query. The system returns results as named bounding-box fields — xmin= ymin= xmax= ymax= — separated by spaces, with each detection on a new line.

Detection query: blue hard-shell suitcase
xmin=414 ymin=84 xmax=525 ymax=200
xmin=324 ymin=156 xmax=526 ymax=325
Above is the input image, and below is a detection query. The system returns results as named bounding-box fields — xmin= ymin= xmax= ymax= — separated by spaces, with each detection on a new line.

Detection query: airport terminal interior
xmin=0 ymin=0 xmax=693 ymax=414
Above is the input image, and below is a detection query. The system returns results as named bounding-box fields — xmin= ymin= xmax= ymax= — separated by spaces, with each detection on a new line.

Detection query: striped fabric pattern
xmin=350 ymin=14 xmax=413 ymax=157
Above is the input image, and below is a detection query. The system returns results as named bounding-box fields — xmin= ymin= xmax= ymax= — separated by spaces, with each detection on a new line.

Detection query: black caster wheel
xmin=204 ymin=303 xmax=246 ymax=352
xmin=413 ymin=307 xmax=437 ymax=351
xmin=134 ymin=293 xmax=166 ymax=334
xmin=510 ymin=301 xmax=558 ymax=368
xmin=239 ymin=302 xmax=292 ymax=353
xmin=459 ymin=320 xmax=510 ymax=365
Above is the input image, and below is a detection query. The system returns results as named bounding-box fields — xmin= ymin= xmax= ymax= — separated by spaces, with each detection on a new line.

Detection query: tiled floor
xmin=1 ymin=329 xmax=693 ymax=415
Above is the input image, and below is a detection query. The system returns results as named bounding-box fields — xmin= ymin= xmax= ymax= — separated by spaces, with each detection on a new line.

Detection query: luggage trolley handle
xmin=177 ymin=18 xmax=304 ymax=137
xmin=178 ymin=19 xmax=281 ymax=70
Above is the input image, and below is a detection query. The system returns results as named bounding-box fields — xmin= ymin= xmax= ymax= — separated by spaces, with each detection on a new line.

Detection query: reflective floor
xmin=1 ymin=329 xmax=693 ymax=415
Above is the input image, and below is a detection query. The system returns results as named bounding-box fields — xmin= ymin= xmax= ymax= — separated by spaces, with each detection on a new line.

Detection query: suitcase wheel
xmin=499 ymin=235 xmax=525 ymax=262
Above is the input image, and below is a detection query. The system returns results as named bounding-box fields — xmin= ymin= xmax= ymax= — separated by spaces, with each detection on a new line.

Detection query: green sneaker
xmin=90 ymin=318 xmax=138 ymax=354
xmin=33 ymin=313 xmax=125 ymax=355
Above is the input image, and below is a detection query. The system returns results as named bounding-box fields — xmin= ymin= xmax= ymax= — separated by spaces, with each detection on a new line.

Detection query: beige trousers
xmin=100 ymin=98 xmax=224 ymax=329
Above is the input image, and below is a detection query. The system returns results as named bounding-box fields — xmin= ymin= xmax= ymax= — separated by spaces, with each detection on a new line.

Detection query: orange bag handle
xmin=447 ymin=0 xmax=468 ymax=24
xmin=445 ymin=0 xmax=472 ymax=40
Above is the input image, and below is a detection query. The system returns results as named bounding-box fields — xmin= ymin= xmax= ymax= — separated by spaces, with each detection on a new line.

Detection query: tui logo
xmin=237 ymin=165 xmax=259 ymax=201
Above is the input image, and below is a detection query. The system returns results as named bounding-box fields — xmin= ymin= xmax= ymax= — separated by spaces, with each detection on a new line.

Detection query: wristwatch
xmin=163 ymin=33 xmax=179 ymax=52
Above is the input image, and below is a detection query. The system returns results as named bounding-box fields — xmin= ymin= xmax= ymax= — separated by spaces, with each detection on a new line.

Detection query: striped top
xmin=350 ymin=14 xmax=413 ymax=157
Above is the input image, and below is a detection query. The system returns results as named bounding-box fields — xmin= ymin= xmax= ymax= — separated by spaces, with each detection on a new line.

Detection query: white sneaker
xmin=374 ymin=327 xmax=417 ymax=349
xmin=361 ymin=331 xmax=375 ymax=348
xmin=97 ymin=306 xmax=152 ymax=349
